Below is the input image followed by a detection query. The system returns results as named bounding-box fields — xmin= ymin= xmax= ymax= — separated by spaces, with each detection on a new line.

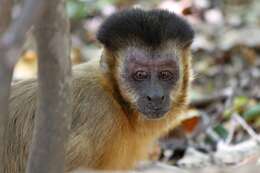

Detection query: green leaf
xmin=233 ymin=96 xmax=249 ymax=111
xmin=96 ymin=0 xmax=116 ymax=10
xmin=223 ymin=108 xmax=233 ymax=119
xmin=213 ymin=124 xmax=228 ymax=139
xmin=253 ymin=117 xmax=260 ymax=128
xmin=66 ymin=1 xmax=88 ymax=19
xmin=223 ymin=96 xmax=250 ymax=120
xmin=243 ymin=104 xmax=260 ymax=121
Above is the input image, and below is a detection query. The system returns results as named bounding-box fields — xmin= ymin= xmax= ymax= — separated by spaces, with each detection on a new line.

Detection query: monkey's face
xmin=119 ymin=48 xmax=180 ymax=119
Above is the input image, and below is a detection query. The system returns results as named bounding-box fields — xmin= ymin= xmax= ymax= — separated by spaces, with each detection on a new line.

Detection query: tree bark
xmin=0 ymin=0 xmax=13 ymax=34
xmin=26 ymin=0 xmax=71 ymax=173
xmin=0 ymin=0 xmax=46 ymax=172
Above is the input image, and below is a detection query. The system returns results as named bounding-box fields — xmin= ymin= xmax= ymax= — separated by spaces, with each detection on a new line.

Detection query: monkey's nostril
xmin=146 ymin=95 xmax=165 ymax=103
xmin=147 ymin=96 xmax=152 ymax=101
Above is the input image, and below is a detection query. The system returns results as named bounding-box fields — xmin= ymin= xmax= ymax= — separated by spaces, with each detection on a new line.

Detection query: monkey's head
xmin=97 ymin=9 xmax=194 ymax=119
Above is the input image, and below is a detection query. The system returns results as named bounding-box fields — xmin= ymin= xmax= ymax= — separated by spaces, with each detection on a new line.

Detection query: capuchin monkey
xmin=4 ymin=8 xmax=194 ymax=172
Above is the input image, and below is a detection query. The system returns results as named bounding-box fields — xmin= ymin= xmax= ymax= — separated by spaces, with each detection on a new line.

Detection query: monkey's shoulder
xmin=70 ymin=60 xmax=121 ymax=129
xmin=71 ymin=59 xmax=107 ymax=99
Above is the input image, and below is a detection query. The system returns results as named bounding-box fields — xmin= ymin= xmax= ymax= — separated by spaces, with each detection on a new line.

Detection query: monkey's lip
xmin=140 ymin=107 xmax=168 ymax=119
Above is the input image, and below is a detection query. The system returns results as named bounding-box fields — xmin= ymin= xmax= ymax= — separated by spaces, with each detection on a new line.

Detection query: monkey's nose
xmin=146 ymin=95 xmax=165 ymax=104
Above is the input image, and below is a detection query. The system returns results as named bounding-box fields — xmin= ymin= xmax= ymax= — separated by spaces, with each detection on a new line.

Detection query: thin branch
xmin=26 ymin=0 xmax=71 ymax=172
xmin=0 ymin=0 xmax=13 ymax=34
xmin=0 ymin=0 xmax=46 ymax=67
xmin=189 ymin=86 xmax=236 ymax=108
xmin=0 ymin=0 xmax=46 ymax=172
xmin=233 ymin=113 xmax=260 ymax=144
xmin=189 ymin=92 xmax=228 ymax=108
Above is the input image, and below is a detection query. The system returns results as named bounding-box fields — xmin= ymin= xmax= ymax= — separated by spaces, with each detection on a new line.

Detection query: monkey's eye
xmin=159 ymin=71 xmax=174 ymax=81
xmin=133 ymin=71 xmax=149 ymax=81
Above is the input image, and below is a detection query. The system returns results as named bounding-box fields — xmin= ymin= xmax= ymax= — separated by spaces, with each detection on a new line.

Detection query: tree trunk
xmin=26 ymin=0 xmax=71 ymax=173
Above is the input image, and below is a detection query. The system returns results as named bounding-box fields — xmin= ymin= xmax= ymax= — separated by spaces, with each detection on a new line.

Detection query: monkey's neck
xmin=113 ymin=86 xmax=132 ymax=115
xmin=100 ymin=70 xmax=133 ymax=115
xmin=129 ymin=111 xmax=181 ymax=139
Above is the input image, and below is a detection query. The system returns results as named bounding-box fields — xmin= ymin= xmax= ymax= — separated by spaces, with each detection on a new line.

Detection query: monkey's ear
xmin=100 ymin=54 xmax=109 ymax=73
xmin=99 ymin=52 xmax=115 ymax=73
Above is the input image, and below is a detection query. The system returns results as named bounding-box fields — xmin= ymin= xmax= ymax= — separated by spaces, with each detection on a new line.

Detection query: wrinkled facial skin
xmin=122 ymin=48 xmax=180 ymax=119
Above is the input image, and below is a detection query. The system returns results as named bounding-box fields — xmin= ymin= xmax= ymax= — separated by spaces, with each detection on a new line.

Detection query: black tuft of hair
xmin=97 ymin=8 xmax=194 ymax=50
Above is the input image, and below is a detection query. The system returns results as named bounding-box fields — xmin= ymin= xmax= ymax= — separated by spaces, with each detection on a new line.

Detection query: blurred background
xmin=13 ymin=0 xmax=260 ymax=169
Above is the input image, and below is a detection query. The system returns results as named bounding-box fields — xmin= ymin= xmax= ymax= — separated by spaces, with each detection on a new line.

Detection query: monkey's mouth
xmin=139 ymin=106 xmax=169 ymax=119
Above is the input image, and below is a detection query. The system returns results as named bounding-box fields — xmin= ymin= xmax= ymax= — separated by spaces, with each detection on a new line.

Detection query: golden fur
xmin=3 ymin=46 xmax=192 ymax=172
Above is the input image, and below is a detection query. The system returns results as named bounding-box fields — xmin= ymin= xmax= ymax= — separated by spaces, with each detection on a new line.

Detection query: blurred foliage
xmin=66 ymin=0 xmax=117 ymax=19
xmin=244 ymin=104 xmax=260 ymax=122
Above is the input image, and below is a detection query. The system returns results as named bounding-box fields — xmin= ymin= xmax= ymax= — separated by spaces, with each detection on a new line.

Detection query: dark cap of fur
xmin=97 ymin=8 xmax=194 ymax=50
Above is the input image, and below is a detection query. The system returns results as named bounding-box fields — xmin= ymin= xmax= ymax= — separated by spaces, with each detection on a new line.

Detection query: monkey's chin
xmin=139 ymin=109 xmax=168 ymax=120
